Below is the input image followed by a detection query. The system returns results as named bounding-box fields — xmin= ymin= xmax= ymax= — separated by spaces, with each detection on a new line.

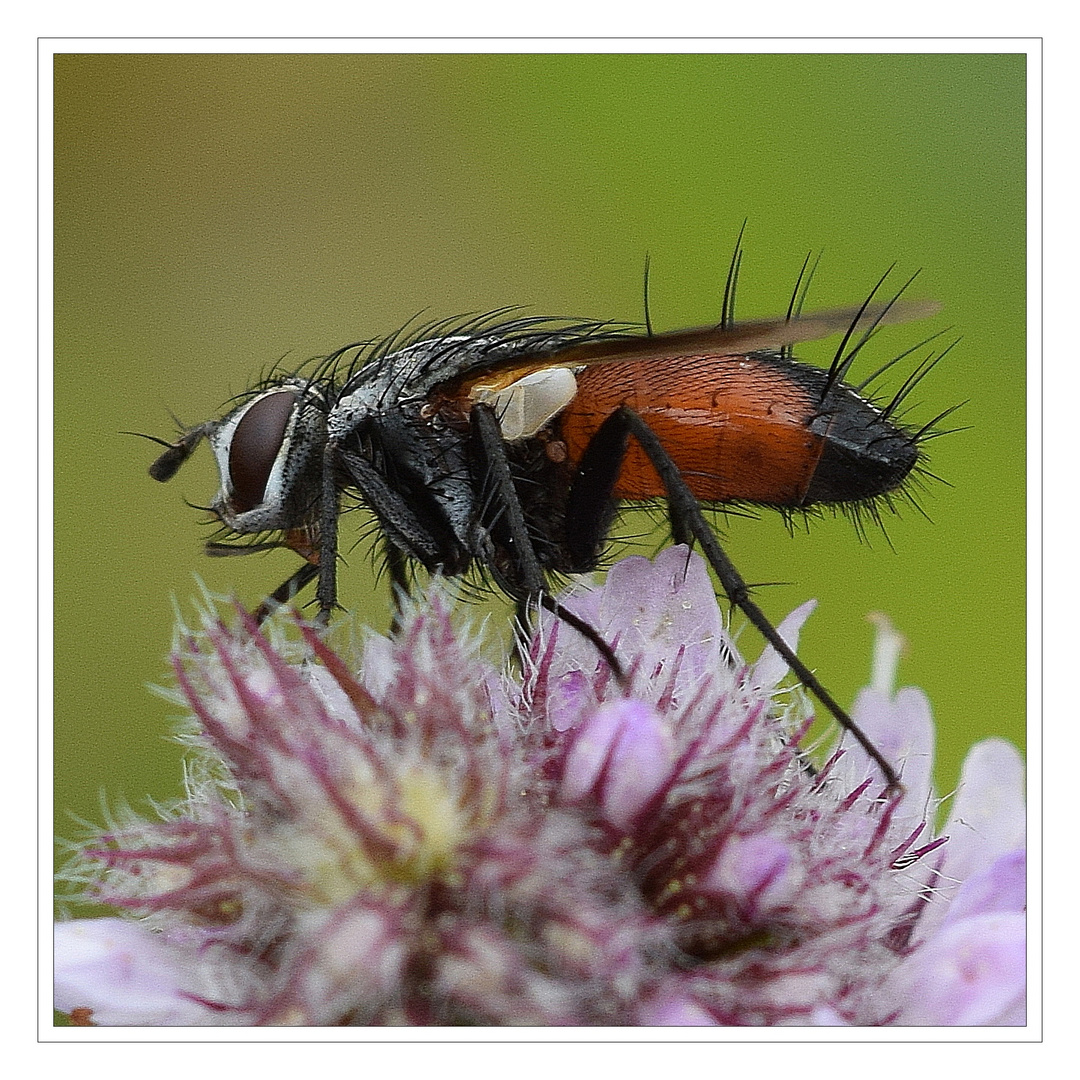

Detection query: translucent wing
xmin=445 ymin=299 xmax=941 ymax=398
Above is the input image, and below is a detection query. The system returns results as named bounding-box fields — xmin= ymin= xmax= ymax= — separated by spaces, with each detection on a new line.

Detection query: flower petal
xmin=560 ymin=699 xmax=674 ymax=830
xmin=54 ymin=918 xmax=251 ymax=1026
xmin=838 ymin=685 xmax=936 ymax=810
xmin=888 ymin=911 xmax=1026 ymax=1025
xmin=943 ymin=849 xmax=1026 ymax=927
xmin=750 ymin=599 xmax=816 ymax=693
xmin=809 ymin=1006 xmax=849 ymax=1026
xmin=638 ymin=991 xmax=718 ymax=1026
xmin=293 ymin=905 xmax=407 ymax=1023
xmin=549 ymin=546 xmax=738 ymax=697
xmin=941 ymin=738 xmax=1026 ymax=887
xmin=702 ymin=831 xmax=803 ymax=914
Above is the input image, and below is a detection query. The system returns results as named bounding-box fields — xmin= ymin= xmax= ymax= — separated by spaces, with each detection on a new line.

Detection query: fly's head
xmin=149 ymin=377 xmax=330 ymax=540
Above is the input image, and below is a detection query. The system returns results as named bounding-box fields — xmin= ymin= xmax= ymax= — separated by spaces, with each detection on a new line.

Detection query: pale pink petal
xmin=550 ymin=546 xmax=737 ymax=695
xmin=639 ymin=993 xmax=718 ymax=1025
xmin=837 ymin=685 xmax=936 ymax=808
xmin=601 ymin=701 xmax=675 ymax=830
xmin=296 ymin=906 xmax=406 ymax=1021
xmin=810 ymin=1006 xmax=849 ymax=1025
xmin=54 ymin=918 xmax=251 ymax=1026
xmin=889 ymin=911 xmax=1026 ymax=1025
xmin=561 ymin=699 xmax=674 ymax=830
xmin=359 ymin=633 xmax=397 ymax=698
xmin=703 ymin=831 xmax=803 ymax=913
xmin=546 ymin=665 xmax=593 ymax=733
xmin=940 ymin=738 xmax=1026 ymax=888
xmin=750 ymin=599 xmax=817 ymax=693
xmin=943 ymin=849 xmax=1026 ymax=928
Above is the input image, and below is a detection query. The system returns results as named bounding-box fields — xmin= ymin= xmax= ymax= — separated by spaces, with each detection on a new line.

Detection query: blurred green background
xmin=54 ymin=52 xmax=1025 ymax=854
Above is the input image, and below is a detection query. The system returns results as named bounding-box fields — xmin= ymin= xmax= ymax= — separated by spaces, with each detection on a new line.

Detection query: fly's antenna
xmin=122 ymin=429 xmax=179 ymax=451
xmin=130 ymin=422 xmax=216 ymax=483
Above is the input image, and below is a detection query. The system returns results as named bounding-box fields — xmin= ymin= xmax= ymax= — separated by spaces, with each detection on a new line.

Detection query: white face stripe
xmin=471 ymin=367 xmax=579 ymax=442
xmin=207 ymin=388 xmax=303 ymax=528
xmin=208 ymin=398 xmax=256 ymax=500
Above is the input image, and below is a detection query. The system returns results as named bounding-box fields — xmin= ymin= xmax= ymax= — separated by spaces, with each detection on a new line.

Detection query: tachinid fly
xmin=144 ymin=252 xmax=955 ymax=790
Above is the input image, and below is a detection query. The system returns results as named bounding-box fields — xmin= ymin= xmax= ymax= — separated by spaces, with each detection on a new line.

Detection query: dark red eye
xmin=228 ymin=390 xmax=298 ymax=513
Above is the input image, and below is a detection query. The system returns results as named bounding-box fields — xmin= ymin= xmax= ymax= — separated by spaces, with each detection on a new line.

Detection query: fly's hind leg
xmin=588 ymin=405 xmax=901 ymax=793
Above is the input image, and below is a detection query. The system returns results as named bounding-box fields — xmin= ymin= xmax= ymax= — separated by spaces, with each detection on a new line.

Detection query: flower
xmin=54 ymin=547 xmax=1025 ymax=1026
xmin=832 ymin=615 xmax=1027 ymax=1025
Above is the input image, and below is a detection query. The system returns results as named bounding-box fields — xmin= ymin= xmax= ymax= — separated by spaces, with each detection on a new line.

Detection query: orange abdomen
xmin=559 ymin=354 xmax=826 ymax=505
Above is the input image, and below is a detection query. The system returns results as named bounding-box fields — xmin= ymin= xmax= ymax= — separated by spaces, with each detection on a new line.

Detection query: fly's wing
xmin=443 ymin=299 xmax=941 ymax=398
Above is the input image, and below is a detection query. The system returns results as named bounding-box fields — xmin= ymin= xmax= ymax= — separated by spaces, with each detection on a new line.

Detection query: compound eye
xmin=228 ymin=390 xmax=298 ymax=512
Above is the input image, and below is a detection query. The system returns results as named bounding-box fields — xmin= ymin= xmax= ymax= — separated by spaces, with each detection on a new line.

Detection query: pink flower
xmin=835 ymin=616 xmax=1026 ymax=1025
xmin=559 ymin=699 xmax=675 ymax=830
xmin=53 ymin=918 xmax=255 ymax=1026
xmin=55 ymin=549 xmax=1025 ymax=1026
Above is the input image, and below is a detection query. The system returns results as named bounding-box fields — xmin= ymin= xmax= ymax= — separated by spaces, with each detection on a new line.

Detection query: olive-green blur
xmin=54 ymin=53 xmax=1025 ymax=857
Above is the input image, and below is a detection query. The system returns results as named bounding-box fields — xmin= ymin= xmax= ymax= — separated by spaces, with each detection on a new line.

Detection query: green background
xmin=54 ymin=52 xmax=1026 ymax=853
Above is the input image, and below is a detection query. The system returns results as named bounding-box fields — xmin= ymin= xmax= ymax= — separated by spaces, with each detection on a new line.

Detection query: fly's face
xmin=206 ymin=380 xmax=329 ymax=535
xmin=147 ymin=377 xmax=330 ymax=553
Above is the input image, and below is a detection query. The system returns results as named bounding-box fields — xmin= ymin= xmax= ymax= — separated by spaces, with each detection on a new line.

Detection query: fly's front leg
xmin=469 ymin=404 xmax=548 ymax=594
xmin=315 ymin=436 xmax=342 ymax=626
xmin=333 ymin=443 xmax=456 ymax=631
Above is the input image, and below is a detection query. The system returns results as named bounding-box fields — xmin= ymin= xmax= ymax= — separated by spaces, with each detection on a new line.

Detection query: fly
xmin=142 ymin=246 xmax=957 ymax=791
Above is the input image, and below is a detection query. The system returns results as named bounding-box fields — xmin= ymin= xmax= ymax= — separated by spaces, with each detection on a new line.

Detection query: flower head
xmin=55 ymin=548 xmax=1025 ymax=1026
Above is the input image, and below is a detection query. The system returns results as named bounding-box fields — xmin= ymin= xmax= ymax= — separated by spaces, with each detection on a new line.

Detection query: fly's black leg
xmin=469 ymin=403 xmax=626 ymax=684
xmin=563 ymin=403 xmax=629 ymax=569
xmin=315 ymin=437 xmax=343 ymax=626
xmin=611 ymin=405 xmax=901 ymax=793
xmin=384 ymin=539 xmax=410 ymax=635
xmin=469 ymin=405 xmax=548 ymax=591
xmin=329 ymin=443 xmax=461 ymax=628
xmin=254 ymin=561 xmax=321 ymax=624
xmin=337 ymin=447 xmax=448 ymax=570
